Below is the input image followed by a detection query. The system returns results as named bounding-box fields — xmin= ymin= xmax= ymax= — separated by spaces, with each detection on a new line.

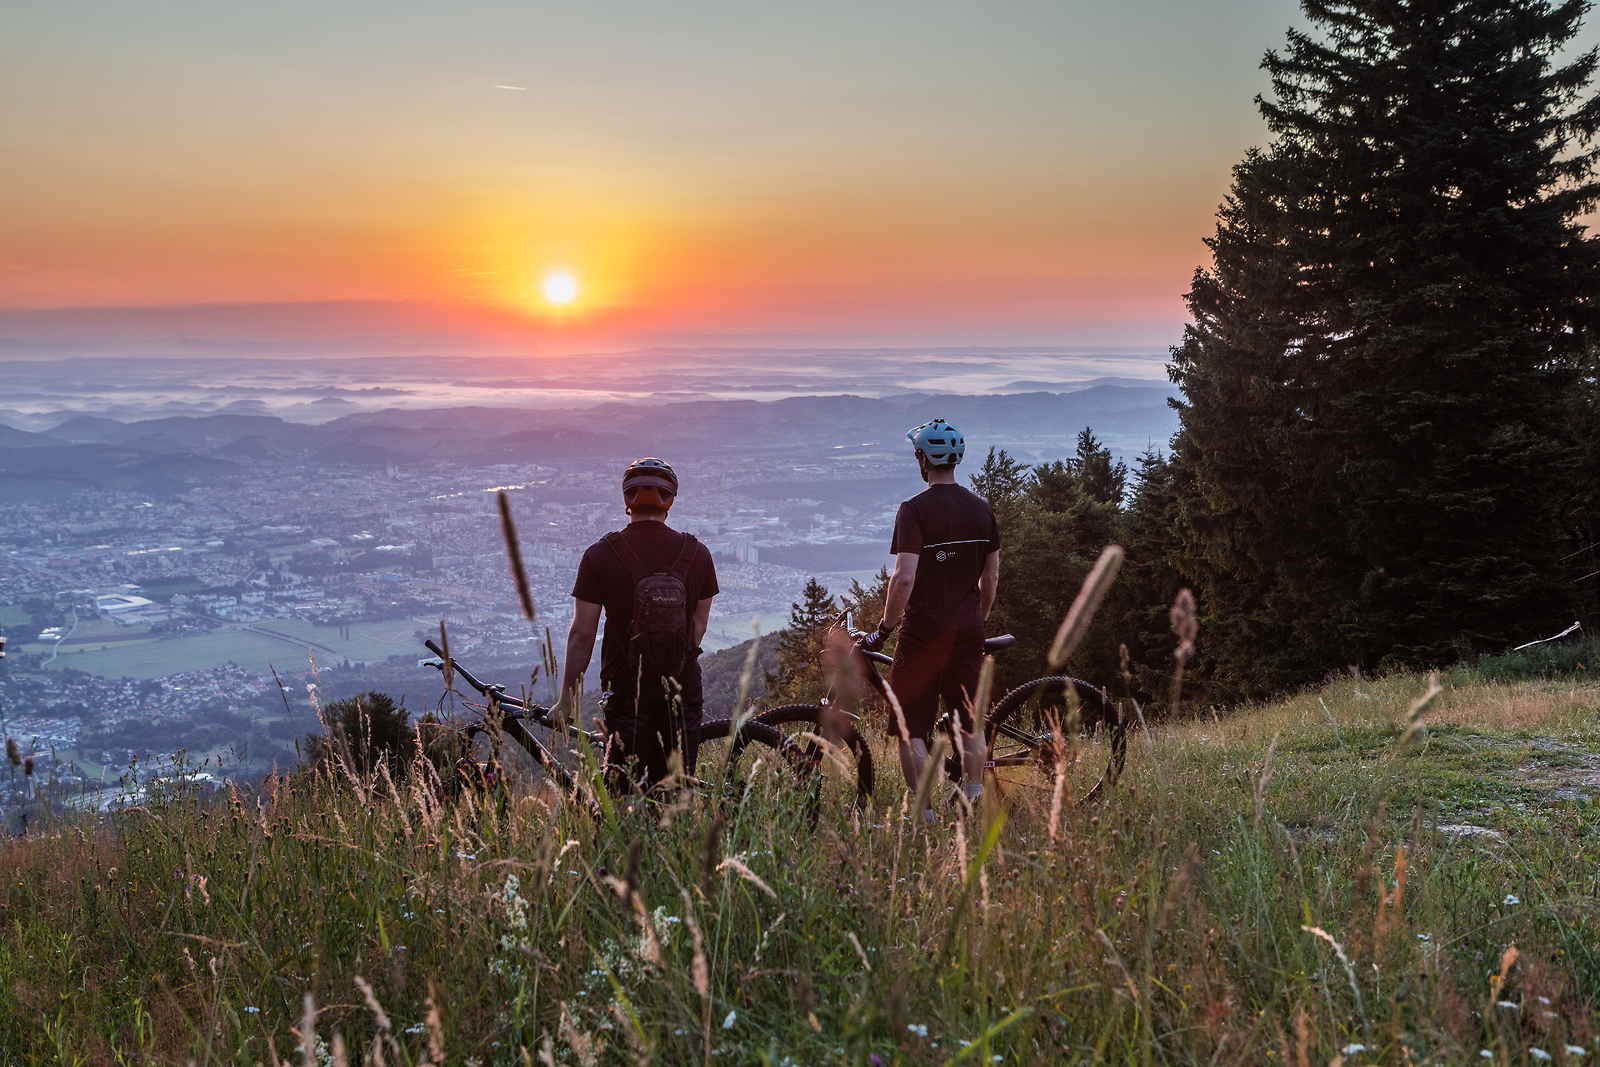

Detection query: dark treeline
xmin=769 ymin=0 xmax=1600 ymax=711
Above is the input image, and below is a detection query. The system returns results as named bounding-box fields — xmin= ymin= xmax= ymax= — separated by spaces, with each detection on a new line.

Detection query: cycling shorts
xmin=886 ymin=624 xmax=985 ymax=742
xmin=602 ymin=699 xmax=702 ymax=789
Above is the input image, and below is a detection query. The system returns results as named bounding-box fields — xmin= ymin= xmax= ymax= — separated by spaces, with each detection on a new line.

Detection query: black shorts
xmin=603 ymin=699 xmax=702 ymax=787
xmin=886 ymin=624 xmax=985 ymax=742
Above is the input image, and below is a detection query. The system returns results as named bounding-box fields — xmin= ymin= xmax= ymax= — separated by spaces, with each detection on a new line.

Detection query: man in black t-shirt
xmin=553 ymin=458 xmax=719 ymax=789
xmin=860 ymin=419 xmax=1000 ymax=821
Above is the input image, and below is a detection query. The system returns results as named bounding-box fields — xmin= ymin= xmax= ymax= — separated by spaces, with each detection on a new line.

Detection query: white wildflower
xmin=1504 ymin=894 xmax=1521 ymax=905
xmin=907 ymin=1024 xmax=928 ymax=1038
xmin=1343 ymin=1044 xmax=1367 ymax=1055
xmin=722 ymin=1010 xmax=738 ymax=1030
xmin=1530 ymin=1049 xmax=1552 ymax=1062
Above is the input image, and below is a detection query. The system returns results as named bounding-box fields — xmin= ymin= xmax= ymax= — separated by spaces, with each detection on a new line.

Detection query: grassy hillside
xmin=1 ymin=667 xmax=1596 ymax=1065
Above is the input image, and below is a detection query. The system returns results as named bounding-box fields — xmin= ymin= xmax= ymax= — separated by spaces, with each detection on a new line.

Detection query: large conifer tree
xmin=1171 ymin=0 xmax=1600 ymax=690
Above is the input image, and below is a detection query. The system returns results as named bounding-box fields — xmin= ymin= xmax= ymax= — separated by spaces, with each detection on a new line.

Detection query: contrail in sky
xmin=495 ymin=85 xmax=529 ymax=90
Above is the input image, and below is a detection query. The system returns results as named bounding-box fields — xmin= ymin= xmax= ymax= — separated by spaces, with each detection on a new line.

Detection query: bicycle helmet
xmin=622 ymin=457 xmax=678 ymax=510
xmin=906 ymin=419 xmax=965 ymax=466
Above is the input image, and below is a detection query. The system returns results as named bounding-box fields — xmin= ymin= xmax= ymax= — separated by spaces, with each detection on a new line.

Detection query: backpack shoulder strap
xmin=669 ymin=532 xmax=698 ymax=582
xmin=602 ymin=530 xmax=650 ymax=583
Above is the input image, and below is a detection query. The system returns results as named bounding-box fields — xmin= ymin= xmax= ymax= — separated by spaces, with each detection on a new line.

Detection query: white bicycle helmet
xmin=907 ymin=419 xmax=965 ymax=466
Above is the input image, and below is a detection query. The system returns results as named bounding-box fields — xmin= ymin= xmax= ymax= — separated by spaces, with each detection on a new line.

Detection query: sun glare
xmin=541 ymin=271 xmax=579 ymax=305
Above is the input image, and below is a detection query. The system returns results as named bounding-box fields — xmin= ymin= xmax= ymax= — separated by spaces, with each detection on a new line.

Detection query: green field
xmin=247 ymin=618 xmax=430 ymax=664
xmin=20 ymin=618 xmax=433 ymax=680
xmin=702 ymin=610 xmax=790 ymax=652
xmin=0 ymin=603 xmax=29 ymax=628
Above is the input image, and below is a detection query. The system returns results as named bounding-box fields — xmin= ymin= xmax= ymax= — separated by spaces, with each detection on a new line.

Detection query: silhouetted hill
xmin=17 ymin=384 xmax=1182 ymax=475
xmin=0 ymin=444 xmax=241 ymax=499
xmin=0 ymin=425 xmax=57 ymax=449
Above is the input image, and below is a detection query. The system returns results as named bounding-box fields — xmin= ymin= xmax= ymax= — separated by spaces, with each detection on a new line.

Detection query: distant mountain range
xmin=0 ymin=386 xmax=1182 ymax=501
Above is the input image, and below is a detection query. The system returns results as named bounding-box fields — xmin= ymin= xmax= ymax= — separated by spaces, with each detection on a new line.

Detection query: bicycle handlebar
xmin=423 ymin=638 xmax=556 ymax=721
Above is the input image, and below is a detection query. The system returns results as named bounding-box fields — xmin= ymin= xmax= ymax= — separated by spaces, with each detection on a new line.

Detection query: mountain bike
xmin=786 ymin=606 xmax=1126 ymax=806
xmin=418 ymin=638 xmax=834 ymax=815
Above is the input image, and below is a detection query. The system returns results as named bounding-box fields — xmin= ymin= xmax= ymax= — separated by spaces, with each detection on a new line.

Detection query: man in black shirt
xmin=553 ymin=458 xmax=719 ymax=789
xmin=861 ymin=419 xmax=1000 ymax=821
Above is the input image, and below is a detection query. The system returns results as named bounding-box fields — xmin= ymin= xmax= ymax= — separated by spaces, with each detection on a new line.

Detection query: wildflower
xmin=907 ymin=1024 xmax=929 ymax=1038
xmin=1499 ymin=1001 xmax=1520 ymax=1010
xmin=1480 ymin=1052 xmax=1493 ymax=1059
xmin=1564 ymin=1046 xmax=1588 ymax=1057
xmin=1343 ymin=1044 xmax=1367 ymax=1055
xmin=1530 ymin=1050 xmax=1552 ymax=1062
xmin=722 ymin=1010 xmax=737 ymax=1030
xmin=405 ymin=1023 xmax=425 ymax=1034
xmin=245 ymin=1006 xmax=260 ymax=1014
xmin=1416 ymin=933 xmax=1432 ymax=941
xmin=1504 ymin=894 xmax=1521 ymax=906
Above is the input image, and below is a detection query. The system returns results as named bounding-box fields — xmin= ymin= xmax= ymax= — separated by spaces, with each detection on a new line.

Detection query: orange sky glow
xmin=13 ymin=0 xmax=1589 ymax=350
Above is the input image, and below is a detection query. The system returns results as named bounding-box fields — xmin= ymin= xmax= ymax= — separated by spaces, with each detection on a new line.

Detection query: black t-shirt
xmin=890 ymin=483 xmax=1000 ymax=634
xmin=571 ymin=521 xmax=719 ymax=712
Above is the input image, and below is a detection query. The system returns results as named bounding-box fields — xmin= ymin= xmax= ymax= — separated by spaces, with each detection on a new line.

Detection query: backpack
xmin=603 ymin=530 xmax=699 ymax=701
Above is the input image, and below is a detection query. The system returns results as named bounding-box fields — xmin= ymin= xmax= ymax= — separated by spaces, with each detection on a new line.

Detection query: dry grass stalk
xmin=911 ymin=732 xmax=949 ymax=818
xmin=1048 ymin=544 xmax=1125 ymax=669
xmin=423 ymin=981 xmax=446 ymax=1066
xmin=439 ymin=620 xmax=454 ymax=692
xmin=498 ymin=490 xmax=537 ymax=621
xmin=558 ymin=1001 xmax=597 ymax=1067
xmin=1253 ymin=732 xmax=1278 ymax=831
xmin=1046 ymin=709 xmax=1068 ymax=843
xmin=1168 ymin=588 xmax=1198 ymax=712
xmin=718 ymin=855 xmax=778 ymax=899
xmin=300 ymin=992 xmax=317 ymax=1067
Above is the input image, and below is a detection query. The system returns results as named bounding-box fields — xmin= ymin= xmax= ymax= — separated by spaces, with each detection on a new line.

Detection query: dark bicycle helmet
xmin=622 ymin=457 xmax=678 ymax=509
xmin=906 ymin=418 xmax=965 ymax=466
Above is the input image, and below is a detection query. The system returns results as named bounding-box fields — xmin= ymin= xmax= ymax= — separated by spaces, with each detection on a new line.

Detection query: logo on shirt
xmin=935 ymin=550 xmax=950 ymax=562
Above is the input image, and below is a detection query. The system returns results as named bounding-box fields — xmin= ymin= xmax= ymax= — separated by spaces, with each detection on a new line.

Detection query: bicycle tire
xmin=755 ymin=703 xmax=876 ymax=802
xmin=982 ymin=675 xmax=1126 ymax=804
xmin=688 ymin=717 xmax=823 ymax=821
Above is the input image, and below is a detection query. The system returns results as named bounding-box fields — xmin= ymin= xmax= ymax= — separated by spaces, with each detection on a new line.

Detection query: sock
xmin=964 ymin=782 xmax=982 ymax=802
xmin=922 ymin=808 xmax=936 ymax=825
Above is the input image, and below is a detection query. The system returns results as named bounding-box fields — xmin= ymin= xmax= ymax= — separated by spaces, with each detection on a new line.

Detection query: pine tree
xmin=1070 ymin=428 xmax=1128 ymax=506
xmin=1112 ymin=446 xmax=1198 ymax=702
xmin=765 ymin=576 xmax=836 ymax=706
xmin=967 ymin=447 xmax=1032 ymax=516
xmin=1171 ymin=0 xmax=1600 ymax=691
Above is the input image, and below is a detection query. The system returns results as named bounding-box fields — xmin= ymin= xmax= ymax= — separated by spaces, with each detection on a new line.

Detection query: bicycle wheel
xmin=983 ymin=676 xmax=1125 ymax=804
xmin=755 ymin=703 xmax=876 ymax=803
xmin=688 ymin=717 xmax=823 ymax=821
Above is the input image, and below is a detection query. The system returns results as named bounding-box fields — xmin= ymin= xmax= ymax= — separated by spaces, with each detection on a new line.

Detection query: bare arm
xmin=880 ymin=551 xmax=920 ymax=631
xmin=979 ymin=549 xmax=1000 ymax=621
xmin=555 ymin=598 xmax=602 ymax=717
xmin=692 ymin=597 xmax=713 ymax=647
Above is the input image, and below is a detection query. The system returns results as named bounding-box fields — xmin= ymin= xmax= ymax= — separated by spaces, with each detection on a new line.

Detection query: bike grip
xmin=424 ymin=638 xmax=445 ymax=657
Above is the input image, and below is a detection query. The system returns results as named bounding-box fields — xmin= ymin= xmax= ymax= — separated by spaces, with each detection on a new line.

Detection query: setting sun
xmin=541 ymin=271 xmax=579 ymax=305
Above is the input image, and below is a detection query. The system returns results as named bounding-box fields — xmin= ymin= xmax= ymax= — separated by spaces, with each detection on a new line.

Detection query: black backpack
xmin=604 ymin=531 xmax=699 ymax=700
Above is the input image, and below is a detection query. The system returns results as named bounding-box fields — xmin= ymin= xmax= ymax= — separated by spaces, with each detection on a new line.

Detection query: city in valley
xmin=0 ymin=360 xmax=1178 ymax=807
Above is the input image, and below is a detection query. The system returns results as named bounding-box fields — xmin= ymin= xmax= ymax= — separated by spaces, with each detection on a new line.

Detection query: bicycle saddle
xmin=982 ymin=635 xmax=1017 ymax=653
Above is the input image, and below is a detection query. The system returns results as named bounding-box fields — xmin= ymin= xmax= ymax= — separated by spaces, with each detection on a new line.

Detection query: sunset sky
xmin=8 ymin=1 xmax=1597 ymax=351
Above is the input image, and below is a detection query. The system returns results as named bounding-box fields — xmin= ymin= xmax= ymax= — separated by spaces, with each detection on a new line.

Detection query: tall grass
xmin=2 ymin=662 xmax=1596 ymax=1065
